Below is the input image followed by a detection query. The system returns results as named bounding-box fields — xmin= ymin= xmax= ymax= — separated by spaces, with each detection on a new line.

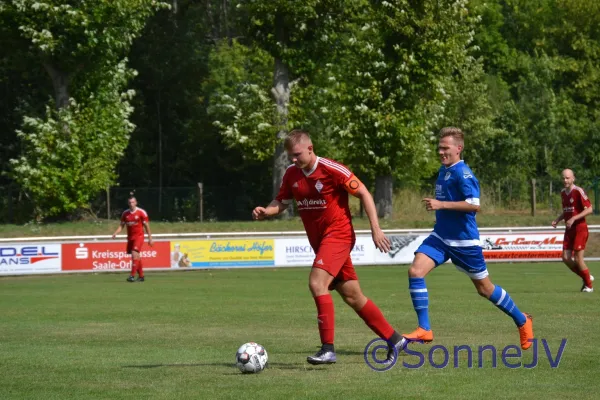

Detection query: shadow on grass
xmin=123 ymin=362 xmax=234 ymax=369
xmin=123 ymin=361 xmax=331 ymax=372
xmin=289 ymin=348 xmax=365 ymax=356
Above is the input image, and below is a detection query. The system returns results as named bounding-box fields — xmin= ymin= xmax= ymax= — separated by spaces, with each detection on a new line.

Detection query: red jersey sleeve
xmin=577 ymin=188 xmax=592 ymax=209
xmin=142 ymin=210 xmax=149 ymax=223
xmin=320 ymin=158 xmax=360 ymax=193
xmin=121 ymin=211 xmax=127 ymax=224
xmin=275 ymin=166 xmax=294 ymax=205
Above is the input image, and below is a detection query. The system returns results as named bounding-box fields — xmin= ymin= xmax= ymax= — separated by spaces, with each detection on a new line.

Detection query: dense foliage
xmin=0 ymin=0 xmax=598 ymax=220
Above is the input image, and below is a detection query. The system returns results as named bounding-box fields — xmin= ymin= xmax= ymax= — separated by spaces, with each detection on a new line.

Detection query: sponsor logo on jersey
xmin=297 ymin=198 xmax=327 ymax=208
xmin=462 ymin=168 xmax=473 ymax=179
xmin=315 ymin=180 xmax=324 ymax=193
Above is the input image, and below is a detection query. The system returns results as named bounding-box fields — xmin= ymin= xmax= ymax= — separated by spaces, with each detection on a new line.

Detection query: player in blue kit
xmin=402 ymin=127 xmax=534 ymax=350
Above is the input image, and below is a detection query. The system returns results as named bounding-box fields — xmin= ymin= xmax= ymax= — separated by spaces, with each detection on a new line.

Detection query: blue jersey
xmin=432 ymin=161 xmax=480 ymax=246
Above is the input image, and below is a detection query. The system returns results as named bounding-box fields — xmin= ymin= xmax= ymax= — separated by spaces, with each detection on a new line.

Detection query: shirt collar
xmin=445 ymin=160 xmax=464 ymax=170
xmin=303 ymin=156 xmax=320 ymax=177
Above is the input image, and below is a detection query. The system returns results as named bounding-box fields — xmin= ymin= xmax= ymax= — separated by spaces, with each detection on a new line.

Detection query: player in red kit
xmin=252 ymin=130 xmax=406 ymax=366
xmin=552 ymin=169 xmax=594 ymax=292
xmin=112 ymin=194 xmax=153 ymax=282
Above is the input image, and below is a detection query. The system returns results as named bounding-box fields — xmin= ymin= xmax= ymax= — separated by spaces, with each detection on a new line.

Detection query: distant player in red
xmin=252 ymin=130 xmax=406 ymax=366
xmin=552 ymin=169 xmax=594 ymax=292
xmin=112 ymin=194 xmax=153 ymax=282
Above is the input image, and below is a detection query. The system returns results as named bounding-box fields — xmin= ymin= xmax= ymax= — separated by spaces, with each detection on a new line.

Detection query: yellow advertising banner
xmin=170 ymin=239 xmax=274 ymax=267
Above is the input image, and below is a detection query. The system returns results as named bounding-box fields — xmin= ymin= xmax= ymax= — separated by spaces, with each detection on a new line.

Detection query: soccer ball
xmin=235 ymin=342 xmax=268 ymax=373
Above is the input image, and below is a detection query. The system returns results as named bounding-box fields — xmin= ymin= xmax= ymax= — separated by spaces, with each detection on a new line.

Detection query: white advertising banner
xmin=373 ymin=235 xmax=425 ymax=265
xmin=480 ymin=233 xmax=563 ymax=260
xmin=275 ymin=236 xmax=375 ymax=266
xmin=274 ymin=232 xmax=564 ymax=267
xmin=0 ymin=243 xmax=62 ymax=275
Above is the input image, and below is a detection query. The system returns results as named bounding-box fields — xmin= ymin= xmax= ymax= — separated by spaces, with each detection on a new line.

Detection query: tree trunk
xmin=375 ymin=175 xmax=393 ymax=218
xmin=43 ymin=61 xmax=71 ymax=109
xmin=271 ymin=56 xmax=291 ymax=216
xmin=271 ymin=15 xmax=292 ymax=217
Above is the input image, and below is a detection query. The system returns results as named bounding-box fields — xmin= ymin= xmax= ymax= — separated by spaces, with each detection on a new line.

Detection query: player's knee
xmin=342 ymin=293 xmax=360 ymax=308
xmin=308 ymin=278 xmax=327 ymax=296
xmin=561 ymin=254 xmax=571 ymax=264
xmin=476 ymin=286 xmax=490 ymax=298
xmin=408 ymin=264 xmax=425 ymax=278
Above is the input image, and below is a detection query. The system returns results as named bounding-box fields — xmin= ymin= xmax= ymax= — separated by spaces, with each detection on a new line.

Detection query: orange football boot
xmin=402 ymin=327 xmax=434 ymax=343
xmin=519 ymin=313 xmax=534 ymax=350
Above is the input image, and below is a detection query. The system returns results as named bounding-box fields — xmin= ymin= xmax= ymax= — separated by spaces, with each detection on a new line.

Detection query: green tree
xmin=2 ymin=0 xmax=168 ymax=218
xmin=321 ymin=0 xmax=478 ymax=217
xmin=213 ymin=0 xmax=353 ymax=201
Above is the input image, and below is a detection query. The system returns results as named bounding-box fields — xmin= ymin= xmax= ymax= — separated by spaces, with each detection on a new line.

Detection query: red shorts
xmin=563 ymin=224 xmax=589 ymax=251
xmin=312 ymin=240 xmax=358 ymax=290
xmin=126 ymin=237 xmax=145 ymax=254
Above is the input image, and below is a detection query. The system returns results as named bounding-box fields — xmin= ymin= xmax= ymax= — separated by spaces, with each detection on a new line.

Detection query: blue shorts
xmin=416 ymin=235 xmax=489 ymax=280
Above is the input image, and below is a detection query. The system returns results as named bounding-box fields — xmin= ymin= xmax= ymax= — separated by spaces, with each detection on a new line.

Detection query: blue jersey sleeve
xmin=458 ymin=167 xmax=480 ymax=205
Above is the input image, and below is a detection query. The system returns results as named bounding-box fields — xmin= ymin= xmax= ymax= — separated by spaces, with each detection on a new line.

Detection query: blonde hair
xmin=439 ymin=127 xmax=464 ymax=147
xmin=284 ymin=129 xmax=312 ymax=150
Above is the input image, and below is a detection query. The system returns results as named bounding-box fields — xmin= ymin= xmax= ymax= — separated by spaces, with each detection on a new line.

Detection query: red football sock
xmin=130 ymin=259 xmax=137 ymax=276
xmin=579 ymin=268 xmax=593 ymax=288
xmin=357 ymin=298 xmax=395 ymax=340
xmin=137 ymin=259 xmax=144 ymax=278
xmin=314 ymin=294 xmax=335 ymax=345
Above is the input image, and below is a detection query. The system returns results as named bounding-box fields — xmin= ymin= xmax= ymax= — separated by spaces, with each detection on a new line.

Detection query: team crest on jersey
xmin=570 ymin=198 xmax=574 ymax=203
xmin=292 ymin=182 xmax=299 ymax=188
xmin=135 ymin=215 xmax=139 ymax=220
xmin=315 ymin=180 xmax=324 ymax=192
xmin=462 ymin=168 xmax=473 ymax=179
xmin=444 ymin=172 xmax=451 ymax=181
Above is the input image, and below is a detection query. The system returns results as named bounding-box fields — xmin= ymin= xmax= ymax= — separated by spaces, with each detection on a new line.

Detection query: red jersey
xmin=561 ymin=185 xmax=591 ymax=228
xmin=276 ymin=157 xmax=357 ymax=246
xmin=121 ymin=208 xmax=149 ymax=240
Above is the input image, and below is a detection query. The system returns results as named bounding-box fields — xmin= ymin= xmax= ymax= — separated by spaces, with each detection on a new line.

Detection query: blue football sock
xmin=409 ymin=277 xmax=431 ymax=330
xmin=488 ymin=285 xmax=526 ymax=326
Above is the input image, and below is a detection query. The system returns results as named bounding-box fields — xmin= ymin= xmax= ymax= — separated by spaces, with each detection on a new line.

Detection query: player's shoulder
xmin=573 ymin=185 xmax=589 ymax=198
xmin=136 ymin=208 xmax=149 ymax=217
xmin=121 ymin=209 xmax=131 ymax=217
xmin=319 ymin=157 xmax=352 ymax=178
xmin=283 ymin=164 xmax=300 ymax=179
xmin=454 ymin=161 xmax=477 ymax=180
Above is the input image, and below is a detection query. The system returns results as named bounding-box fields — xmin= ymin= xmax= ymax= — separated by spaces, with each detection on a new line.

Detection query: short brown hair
xmin=284 ymin=129 xmax=312 ymax=150
xmin=439 ymin=127 xmax=464 ymax=147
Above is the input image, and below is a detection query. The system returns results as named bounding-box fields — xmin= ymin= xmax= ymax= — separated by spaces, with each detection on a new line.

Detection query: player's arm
xmin=252 ymin=200 xmax=289 ymax=220
xmin=255 ymin=169 xmax=293 ymax=220
xmin=345 ymin=176 xmax=392 ymax=253
xmin=422 ymin=199 xmax=480 ymax=213
xmin=111 ymin=222 xmax=125 ymax=239
xmin=566 ymin=193 xmax=594 ymax=228
xmin=569 ymin=206 xmax=593 ymax=222
xmin=424 ymin=171 xmax=480 ymax=213
xmin=552 ymin=212 xmax=565 ymax=228
xmin=143 ymin=221 xmax=153 ymax=247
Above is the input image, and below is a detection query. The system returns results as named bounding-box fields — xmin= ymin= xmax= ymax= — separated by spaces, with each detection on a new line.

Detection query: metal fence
xmin=1 ymin=177 xmax=598 ymax=223
xmin=480 ymin=177 xmax=599 ymax=215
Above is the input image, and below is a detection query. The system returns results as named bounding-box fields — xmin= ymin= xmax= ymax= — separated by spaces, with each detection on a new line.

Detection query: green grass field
xmin=1 ymin=263 xmax=598 ymax=399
